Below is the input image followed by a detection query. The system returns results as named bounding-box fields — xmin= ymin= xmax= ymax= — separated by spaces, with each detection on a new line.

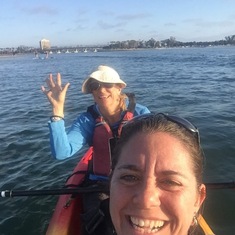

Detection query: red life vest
xmin=87 ymin=93 xmax=136 ymax=177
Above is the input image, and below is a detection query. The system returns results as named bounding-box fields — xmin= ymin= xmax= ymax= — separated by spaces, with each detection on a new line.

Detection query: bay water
xmin=0 ymin=47 xmax=234 ymax=234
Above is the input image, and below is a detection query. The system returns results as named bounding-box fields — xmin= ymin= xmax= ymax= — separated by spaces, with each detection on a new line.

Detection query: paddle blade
xmin=198 ymin=214 xmax=215 ymax=235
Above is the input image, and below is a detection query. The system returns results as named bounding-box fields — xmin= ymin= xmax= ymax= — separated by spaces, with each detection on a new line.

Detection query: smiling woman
xmin=41 ymin=65 xmax=150 ymax=160
xmin=110 ymin=113 xmax=207 ymax=235
xmin=41 ymin=64 xmax=150 ymax=234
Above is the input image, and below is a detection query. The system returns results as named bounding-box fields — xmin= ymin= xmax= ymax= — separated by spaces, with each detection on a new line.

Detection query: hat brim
xmin=81 ymin=65 xmax=127 ymax=94
xmin=82 ymin=77 xmax=126 ymax=94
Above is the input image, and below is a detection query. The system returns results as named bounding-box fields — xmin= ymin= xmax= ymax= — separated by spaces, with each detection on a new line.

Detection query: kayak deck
xmin=46 ymin=147 xmax=93 ymax=235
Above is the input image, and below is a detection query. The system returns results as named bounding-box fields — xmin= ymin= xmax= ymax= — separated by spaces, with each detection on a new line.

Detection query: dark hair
xmin=111 ymin=114 xmax=204 ymax=186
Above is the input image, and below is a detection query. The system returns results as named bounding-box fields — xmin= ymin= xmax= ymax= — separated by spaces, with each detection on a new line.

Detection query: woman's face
xmin=110 ymin=132 xmax=206 ymax=235
xmin=92 ymin=83 xmax=121 ymax=110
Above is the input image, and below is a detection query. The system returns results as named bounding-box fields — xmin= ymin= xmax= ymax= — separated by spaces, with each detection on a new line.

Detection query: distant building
xmin=39 ymin=39 xmax=51 ymax=51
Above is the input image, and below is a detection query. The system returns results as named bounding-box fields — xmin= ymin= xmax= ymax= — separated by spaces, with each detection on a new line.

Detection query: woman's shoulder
xmin=125 ymin=95 xmax=150 ymax=114
xmin=134 ymin=103 xmax=151 ymax=115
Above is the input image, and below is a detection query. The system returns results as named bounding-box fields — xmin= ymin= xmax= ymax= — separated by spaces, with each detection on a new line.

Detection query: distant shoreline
xmin=0 ymin=44 xmax=234 ymax=58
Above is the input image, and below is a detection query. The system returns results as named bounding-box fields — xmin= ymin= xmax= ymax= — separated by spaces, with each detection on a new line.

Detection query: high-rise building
xmin=39 ymin=39 xmax=51 ymax=51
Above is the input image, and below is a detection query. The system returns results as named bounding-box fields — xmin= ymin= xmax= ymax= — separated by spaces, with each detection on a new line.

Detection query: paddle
xmin=1 ymin=184 xmax=109 ymax=198
xmin=1 ymin=181 xmax=234 ymax=198
xmin=205 ymin=181 xmax=235 ymax=189
xmin=198 ymin=214 xmax=215 ymax=235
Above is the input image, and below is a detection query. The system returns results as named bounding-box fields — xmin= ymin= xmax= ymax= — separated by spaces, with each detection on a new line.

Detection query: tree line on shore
xmin=1 ymin=34 xmax=235 ymax=55
xmin=104 ymin=34 xmax=235 ymax=49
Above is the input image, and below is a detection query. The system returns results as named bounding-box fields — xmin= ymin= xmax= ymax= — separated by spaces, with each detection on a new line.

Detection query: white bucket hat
xmin=82 ymin=65 xmax=126 ymax=93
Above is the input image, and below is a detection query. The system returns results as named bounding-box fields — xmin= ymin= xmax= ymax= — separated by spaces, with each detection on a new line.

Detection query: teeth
xmin=130 ymin=216 xmax=164 ymax=231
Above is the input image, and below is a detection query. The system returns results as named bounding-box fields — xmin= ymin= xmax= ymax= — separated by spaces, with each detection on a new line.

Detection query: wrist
xmin=52 ymin=108 xmax=64 ymax=118
xmin=50 ymin=115 xmax=64 ymax=122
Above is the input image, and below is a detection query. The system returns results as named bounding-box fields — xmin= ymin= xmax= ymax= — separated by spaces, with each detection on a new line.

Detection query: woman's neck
xmin=99 ymin=105 xmax=122 ymax=125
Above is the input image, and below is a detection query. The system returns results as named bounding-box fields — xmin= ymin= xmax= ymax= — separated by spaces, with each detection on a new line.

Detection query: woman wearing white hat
xmin=41 ymin=65 xmax=150 ymax=161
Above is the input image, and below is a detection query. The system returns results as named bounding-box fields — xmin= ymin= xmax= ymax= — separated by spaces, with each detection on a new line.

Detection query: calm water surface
xmin=0 ymin=47 xmax=234 ymax=234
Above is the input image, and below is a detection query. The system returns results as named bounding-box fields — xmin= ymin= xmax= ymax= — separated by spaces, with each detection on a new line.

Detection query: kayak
xmin=45 ymin=147 xmax=94 ymax=235
xmin=45 ymin=146 xmax=215 ymax=235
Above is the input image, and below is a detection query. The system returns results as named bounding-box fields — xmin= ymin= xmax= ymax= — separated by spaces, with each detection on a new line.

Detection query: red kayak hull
xmin=46 ymin=147 xmax=93 ymax=235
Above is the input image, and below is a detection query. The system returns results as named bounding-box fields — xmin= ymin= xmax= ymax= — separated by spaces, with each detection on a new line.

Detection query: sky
xmin=1 ymin=0 xmax=235 ymax=48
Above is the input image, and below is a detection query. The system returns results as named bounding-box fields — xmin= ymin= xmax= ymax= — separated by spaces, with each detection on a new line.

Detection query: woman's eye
xmin=120 ymin=175 xmax=139 ymax=183
xmin=159 ymin=180 xmax=182 ymax=190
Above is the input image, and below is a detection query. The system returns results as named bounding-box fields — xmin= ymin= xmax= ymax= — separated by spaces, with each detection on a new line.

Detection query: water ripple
xmin=0 ymin=47 xmax=235 ymax=234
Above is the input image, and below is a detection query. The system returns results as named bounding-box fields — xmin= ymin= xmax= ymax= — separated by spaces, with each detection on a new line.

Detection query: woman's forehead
xmin=117 ymin=132 xmax=194 ymax=173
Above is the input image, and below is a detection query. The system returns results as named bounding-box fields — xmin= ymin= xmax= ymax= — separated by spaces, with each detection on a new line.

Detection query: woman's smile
xmin=129 ymin=216 xmax=165 ymax=233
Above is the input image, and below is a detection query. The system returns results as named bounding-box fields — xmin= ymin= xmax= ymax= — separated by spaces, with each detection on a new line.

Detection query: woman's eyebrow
xmin=116 ymin=166 xmax=188 ymax=180
xmin=117 ymin=164 xmax=140 ymax=172
xmin=160 ymin=170 xmax=188 ymax=179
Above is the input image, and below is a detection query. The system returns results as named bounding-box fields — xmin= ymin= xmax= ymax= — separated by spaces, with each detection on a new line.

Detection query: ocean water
xmin=0 ymin=47 xmax=234 ymax=235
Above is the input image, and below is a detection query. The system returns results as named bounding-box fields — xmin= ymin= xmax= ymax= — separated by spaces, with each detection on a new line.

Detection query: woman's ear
xmin=195 ymin=184 xmax=206 ymax=209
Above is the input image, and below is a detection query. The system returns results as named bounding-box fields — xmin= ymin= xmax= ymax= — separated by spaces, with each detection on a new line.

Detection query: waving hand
xmin=41 ymin=73 xmax=70 ymax=117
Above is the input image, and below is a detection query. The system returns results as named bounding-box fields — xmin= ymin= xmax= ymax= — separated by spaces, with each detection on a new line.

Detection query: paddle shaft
xmin=1 ymin=181 xmax=234 ymax=198
xmin=206 ymin=181 xmax=235 ymax=189
xmin=1 ymin=186 xmax=109 ymax=198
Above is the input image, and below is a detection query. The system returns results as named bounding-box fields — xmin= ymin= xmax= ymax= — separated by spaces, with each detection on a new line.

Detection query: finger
xmin=49 ymin=73 xmax=55 ymax=87
xmin=41 ymin=85 xmax=46 ymax=92
xmin=41 ymin=85 xmax=51 ymax=95
xmin=57 ymin=73 xmax=62 ymax=86
xmin=62 ymin=82 xmax=70 ymax=94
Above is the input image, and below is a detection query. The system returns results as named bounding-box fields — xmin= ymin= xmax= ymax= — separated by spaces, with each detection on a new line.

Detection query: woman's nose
xmin=132 ymin=181 xmax=161 ymax=208
xmin=99 ymin=85 xmax=104 ymax=90
xmin=98 ymin=85 xmax=106 ymax=91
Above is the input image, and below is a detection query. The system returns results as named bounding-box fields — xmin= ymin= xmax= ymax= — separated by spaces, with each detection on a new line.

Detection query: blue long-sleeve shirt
xmin=48 ymin=102 xmax=150 ymax=160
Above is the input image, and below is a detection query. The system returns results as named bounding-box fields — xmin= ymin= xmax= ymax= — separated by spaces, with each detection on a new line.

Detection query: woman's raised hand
xmin=41 ymin=73 xmax=70 ymax=117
